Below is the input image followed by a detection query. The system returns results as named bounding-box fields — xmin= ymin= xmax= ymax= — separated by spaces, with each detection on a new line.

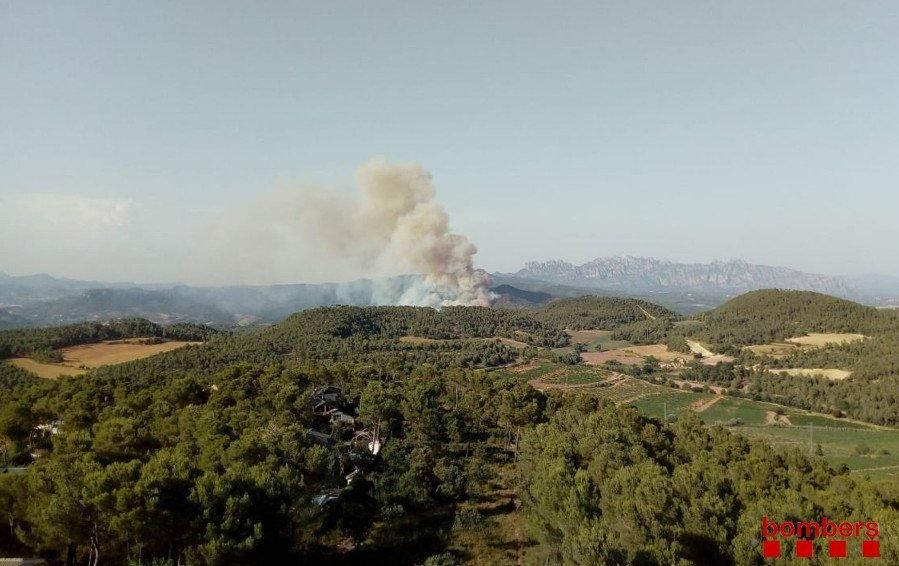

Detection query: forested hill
xmin=685 ymin=289 xmax=887 ymax=346
xmin=1 ymin=303 xmax=898 ymax=563
xmin=534 ymin=296 xmax=678 ymax=329
xmin=0 ymin=318 xmax=218 ymax=359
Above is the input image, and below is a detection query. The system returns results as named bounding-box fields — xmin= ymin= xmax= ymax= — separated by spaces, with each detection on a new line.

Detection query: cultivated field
xmin=61 ymin=339 xmax=201 ymax=368
xmin=769 ymin=368 xmax=852 ymax=380
xmin=580 ymin=343 xmax=691 ymax=366
xmin=686 ymin=339 xmax=735 ymax=365
xmin=9 ymin=358 xmax=86 ymax=379
xmin=516 ymin=362 xmax=899 ymax=478
xmin=745 ymin=342 xmax=797 ymax=358
xmin=785 ymin=332 xmax=866 ymax=347
xmin=10 ymin=339 xmax=200 ymax=379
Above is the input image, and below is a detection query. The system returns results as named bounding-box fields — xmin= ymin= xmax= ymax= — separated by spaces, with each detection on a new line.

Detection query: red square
xmin=829 ymin=540 xmax=847 ymax=558
xmin=762 ymin=539 xmax=781 ymax=558
xmin=862 ymin=540 xmax=880 ymax=558
xmin=795 ymin=539 xmax=813 ymax=558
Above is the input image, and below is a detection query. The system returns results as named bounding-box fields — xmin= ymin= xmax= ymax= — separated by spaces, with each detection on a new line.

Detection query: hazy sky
xmin=2 ymin=1 xmax=898 ymax=284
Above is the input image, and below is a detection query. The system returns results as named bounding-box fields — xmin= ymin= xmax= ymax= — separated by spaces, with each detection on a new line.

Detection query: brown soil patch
xmin=8 ymin=358 xmax=86 ymax=379
xmin=60 ymin=340 xmax=201 ymax=368
xmin=764 ymin=411 xmax=792 ymax=426
xmin=769 ymin=368 xmax=851 ymax=381
xmin=691 ymin=395 xmax=723 ymax=412
xmin=581 ymin=350 xmax=644 ymax=366
xmin=785 ymin=333 xmax=866 ymax=347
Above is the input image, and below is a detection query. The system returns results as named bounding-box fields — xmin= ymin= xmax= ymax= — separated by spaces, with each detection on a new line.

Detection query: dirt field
xmin=581 ymin=343 xmax=691 ymax=366
xmin=745 ymin=343 xmax=797 ymax=358
xmin=686 ymin=340 xmax=735 ymax=365
xmin=9 ymin=340 xmax=200 ymax=378
xmin=9 ymin=358 xmax=86 ymax=379
xmin=621 ymin=344 xmax=690 ymax=363
xmin=581 ymin=350 xmax=644 ymax=365
xmin=785 ymin=333 xmax=866 ymax=347
xmin=60 ymin=340 xmax=201 ymax=368
xmin=566 ymin=329 xmax=611 ymax=344
xmin=769 ymin=368 xmax=852 ymax=380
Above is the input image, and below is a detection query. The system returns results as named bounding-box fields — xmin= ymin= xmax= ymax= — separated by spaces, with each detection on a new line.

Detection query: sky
xmin=2 ymin=1 xmax=898 ymax=284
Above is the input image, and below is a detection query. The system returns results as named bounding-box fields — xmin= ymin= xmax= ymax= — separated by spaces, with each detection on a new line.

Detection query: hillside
xmin=489 ymin=284 xmax=554 ymax=307
xmin=534 ymin=296 xmax=678 ymax=330
xmin=2 ymin=305 xmax=897 ymax=563
xmin=684 ymin=289 xmax=884 ymax=346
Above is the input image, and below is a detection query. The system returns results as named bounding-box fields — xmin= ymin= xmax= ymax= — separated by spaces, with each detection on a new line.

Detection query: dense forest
xmin=533 ymin=296 xmax=678 ymax=330
xmin=520 ymin=397 xmax=898 ymax=563
xmin=1 ymin=302 xmax=897 ymax=563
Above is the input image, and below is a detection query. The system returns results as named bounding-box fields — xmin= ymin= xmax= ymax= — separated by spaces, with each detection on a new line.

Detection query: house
xmin=311 ymin=386 xmax=341 ymax=404
xmin=306 ymin=428 xmax=333 ymax=447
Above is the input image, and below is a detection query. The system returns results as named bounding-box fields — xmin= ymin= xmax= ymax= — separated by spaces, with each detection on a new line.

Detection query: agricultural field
xmin=769 ymin=367 xmax=851 ymax=380
xmin=61 ymin=339 xmax=201 ymax=368
xmin=632 ymin=387 xmax=899 ymax=477
xmin=564 ymin=329 xmax=631 ymax=351
xmin=785 ymin=332 xmax=866 ymax=347
xmin=525 ymin=364 xmax=899 ymax=478
xmin=9 ymin=339 xmax=201 ymax=378
xmin=8 ymin=357 xmax=86 ymax=379
xmin=581 ymin=343 xmax=690 ymax=367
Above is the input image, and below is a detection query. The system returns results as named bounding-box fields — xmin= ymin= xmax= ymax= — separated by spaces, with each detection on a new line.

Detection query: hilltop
xmin=686 ymin=289 xmax=884 ymax=346
xmin=534 ymin=295 xmax=678 ymax=330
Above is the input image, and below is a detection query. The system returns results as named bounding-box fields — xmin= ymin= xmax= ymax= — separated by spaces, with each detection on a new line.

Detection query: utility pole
xmin=663 ymin=402 xmax=667 ymax=422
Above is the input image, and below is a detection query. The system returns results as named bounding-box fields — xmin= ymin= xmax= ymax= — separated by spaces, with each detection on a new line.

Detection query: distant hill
xmin=509 ymin=256 xmax=853 ymax=296
xmin=534 ymin=296 xmax=679 ymax=330
xmin=489 ymin=284 xmax=554 ymax=307
xmin=683 ymin=289 xmax=884 ymax=346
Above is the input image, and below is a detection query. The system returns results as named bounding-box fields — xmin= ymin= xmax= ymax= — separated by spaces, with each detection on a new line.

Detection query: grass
xmin=631 ymin=390 xmax=710 ymax=417
xmin=572 ymin=376 xmax=899 ymax=478
xmin=698 ymin=397 xmax=769 ymax=425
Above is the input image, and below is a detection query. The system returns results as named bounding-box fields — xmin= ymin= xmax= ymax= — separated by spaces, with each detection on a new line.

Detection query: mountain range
xmin=506 ymin=256 xmax=851 ymax=295
xmin=1 ymin=257 xmax=896 ymax=329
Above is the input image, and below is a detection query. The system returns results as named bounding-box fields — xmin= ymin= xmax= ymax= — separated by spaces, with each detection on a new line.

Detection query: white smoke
xmin=206 ymin=158 xmax=494 ymax=307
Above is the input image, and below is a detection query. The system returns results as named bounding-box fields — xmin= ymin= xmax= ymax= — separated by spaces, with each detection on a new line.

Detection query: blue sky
xmin=2 ymin=1 xmax=898 ymax=283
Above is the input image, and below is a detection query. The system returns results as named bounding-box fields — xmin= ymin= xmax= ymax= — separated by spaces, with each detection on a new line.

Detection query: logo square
xmin=762 ymin=539 xmax=781 ymax=558
xmin=862 ymin=540 xmax=880 ymax=558
xmin=795 ymin=539 xmax=813 ymax=558
xmin=829 ymin=540 xmax=847 ymax=558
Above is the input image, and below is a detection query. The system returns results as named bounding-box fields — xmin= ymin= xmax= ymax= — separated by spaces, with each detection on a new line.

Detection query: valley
xmin=1 ymin=289 xmax=898 ymax=563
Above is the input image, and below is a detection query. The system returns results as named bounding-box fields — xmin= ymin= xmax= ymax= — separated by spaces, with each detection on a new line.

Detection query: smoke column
xmin=209 ymin=158 xmax=494 ymax=307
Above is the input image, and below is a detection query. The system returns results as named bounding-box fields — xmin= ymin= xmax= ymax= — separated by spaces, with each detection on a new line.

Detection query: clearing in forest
xmin=9 ymin=358 xmax=86 ymax=379
xmin=785 ymin=333 xmax=866 ymax=347
xmin=768 ymin=368 xmax=852 ymax=380
xmin=9 ymin=339 xmax=201 ymax=379
xmin=60 ymin=339 xmax=201 ymax=368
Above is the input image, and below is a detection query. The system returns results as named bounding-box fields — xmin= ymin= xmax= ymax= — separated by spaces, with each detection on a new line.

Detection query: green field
xmin=633 ymin=390 xmax=899 ymax=477
xmin=528 ymin=365 xmax=899 ymax=479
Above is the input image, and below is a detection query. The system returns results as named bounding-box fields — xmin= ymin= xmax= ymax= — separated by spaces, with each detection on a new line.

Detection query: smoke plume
xmin=207 ymin=158 xmax=494 ymax=307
